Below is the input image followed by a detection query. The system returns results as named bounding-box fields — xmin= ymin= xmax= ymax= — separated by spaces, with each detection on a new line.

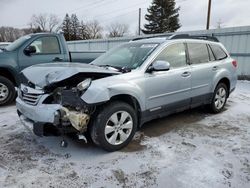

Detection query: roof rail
xmin=131 ymin=34 xmax=170 ymax=41
xmin=169 ymin=34 xmax=219 ymax=42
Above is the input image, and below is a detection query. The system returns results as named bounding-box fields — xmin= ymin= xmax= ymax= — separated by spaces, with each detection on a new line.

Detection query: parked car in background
xmin=16 ymin=34 xmax=237 ymax=151
xmin=0 ymin=33 xmax=102 ymax=105
xmin=0 ymin=42 xmax=11 ymax=49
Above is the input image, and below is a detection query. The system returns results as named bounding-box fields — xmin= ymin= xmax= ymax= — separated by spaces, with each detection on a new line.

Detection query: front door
xmin=145 ymin=42 xmax=191 ymax=113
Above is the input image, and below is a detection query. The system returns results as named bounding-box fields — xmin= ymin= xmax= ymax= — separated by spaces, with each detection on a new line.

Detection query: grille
xmin=21 ymin=92 xmax=41 ymax=105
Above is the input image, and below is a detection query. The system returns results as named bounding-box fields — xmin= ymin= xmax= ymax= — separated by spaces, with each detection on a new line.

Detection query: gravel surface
xmin=0 ymin=81 xmax=250 ymax=188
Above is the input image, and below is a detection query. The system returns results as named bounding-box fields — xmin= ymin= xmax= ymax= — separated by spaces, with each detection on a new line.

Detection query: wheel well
xmin=217 ymin=78 xmax=230 ymax=96
xmin=110 ymin=94 xmax=142 ymax=125
xmin=0 ymin=68 xmax=17 ymax=86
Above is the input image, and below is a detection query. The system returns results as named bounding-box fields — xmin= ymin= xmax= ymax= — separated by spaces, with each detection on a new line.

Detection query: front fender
xmin=81 ymin=79 xmax=146 ymax=111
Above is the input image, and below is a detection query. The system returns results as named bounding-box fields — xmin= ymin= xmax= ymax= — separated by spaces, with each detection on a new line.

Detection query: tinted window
xmin=210 ymin=44 xmax=227 ymax=60
xmin=207 ymin=45 xmax=215 ymax=61
xmin=187 ymin=43 xmax=209 ymax=64
xmin=155 ymin=43 xmax=187 ymax=68
xmin=28 ymin=36 xmax=60 ymax=54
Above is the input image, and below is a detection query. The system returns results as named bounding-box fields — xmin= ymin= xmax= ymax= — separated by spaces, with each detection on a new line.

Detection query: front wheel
xmin=210 ymin=83 xmax=228 ymax=113
xmin=90 ymin=101 xmax=137 ymax=151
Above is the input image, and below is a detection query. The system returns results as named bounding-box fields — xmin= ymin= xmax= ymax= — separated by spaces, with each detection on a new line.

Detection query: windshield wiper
xmin=98 ymin=64 xmax=131 ymax=73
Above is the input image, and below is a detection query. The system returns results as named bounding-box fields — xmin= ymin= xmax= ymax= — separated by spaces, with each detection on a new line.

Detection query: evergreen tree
xmin=79 ymin=21 xmax=88 ymax=40
xmin=62 ymin=14 xmax=72 ymax=41
xmin=71 ymin=14 xmax=80 ymax=40
xmin=142 ymin=0 xmax=181 ymax=34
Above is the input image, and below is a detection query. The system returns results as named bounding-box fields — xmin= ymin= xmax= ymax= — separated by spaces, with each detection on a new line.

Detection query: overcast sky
xmin=0 ymin=0 xmax=250 ymax=34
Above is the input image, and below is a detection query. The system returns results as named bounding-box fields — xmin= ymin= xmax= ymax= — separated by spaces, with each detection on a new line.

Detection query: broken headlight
xmin=77 ymin=78 xmax=91 ymax=91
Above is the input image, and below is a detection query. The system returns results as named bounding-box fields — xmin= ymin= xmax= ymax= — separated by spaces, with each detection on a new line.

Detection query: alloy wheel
xmin=104 ymin=111 xmax=133 ymax=145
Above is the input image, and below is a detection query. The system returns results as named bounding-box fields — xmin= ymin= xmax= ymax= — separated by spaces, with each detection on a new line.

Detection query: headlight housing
xmin=77 ymin=78 xmax=92 ymax=91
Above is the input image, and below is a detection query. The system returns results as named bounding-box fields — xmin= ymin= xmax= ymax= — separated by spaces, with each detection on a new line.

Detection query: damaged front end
xmin=16 ymin=63 xmax=119 ymax=137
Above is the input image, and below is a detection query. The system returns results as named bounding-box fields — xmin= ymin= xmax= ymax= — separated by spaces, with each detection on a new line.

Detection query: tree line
xmin=0 ymin=0 xmax=181 ymax=42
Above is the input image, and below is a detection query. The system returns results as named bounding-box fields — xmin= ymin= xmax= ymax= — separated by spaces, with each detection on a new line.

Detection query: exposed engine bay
xmin=17 ymin=63 xmax=120 ymax=139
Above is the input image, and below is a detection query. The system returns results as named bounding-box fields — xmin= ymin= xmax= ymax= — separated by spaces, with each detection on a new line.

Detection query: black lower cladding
xmin=140 ymin=93 xmax=213 ymax=126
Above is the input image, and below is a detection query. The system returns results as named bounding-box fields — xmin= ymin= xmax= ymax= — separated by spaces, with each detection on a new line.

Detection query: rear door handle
xmin=53 ymin=57 xmax=63 ymax=62
xmin=181 ymin=71 xmax=191 ymax=77
xmin=212 ymin=66 xmax=218 ymax=71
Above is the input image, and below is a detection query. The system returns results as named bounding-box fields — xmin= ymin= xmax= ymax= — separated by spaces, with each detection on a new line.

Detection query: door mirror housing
xmin=24 ymin=45 xmax=36 ymax=56
xmin=148 ymin=60 xmax=170 ymax=72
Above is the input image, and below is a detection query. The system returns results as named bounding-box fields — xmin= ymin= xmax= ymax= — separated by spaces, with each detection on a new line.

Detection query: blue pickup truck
xmin=0 ymin=33 xmax=103 ymax=106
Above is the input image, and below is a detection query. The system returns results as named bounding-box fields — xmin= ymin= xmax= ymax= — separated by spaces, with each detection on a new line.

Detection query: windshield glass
xmin=91 ymin=42 xmax=159 ymax=69
xmin=5 ymin=35 xmax=31 ymax=51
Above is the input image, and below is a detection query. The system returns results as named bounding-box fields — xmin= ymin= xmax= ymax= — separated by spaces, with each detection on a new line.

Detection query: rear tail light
xmin=232 ymin=60 xmax=237 ymax=68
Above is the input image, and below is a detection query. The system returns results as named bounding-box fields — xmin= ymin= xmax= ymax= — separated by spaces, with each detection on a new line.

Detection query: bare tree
xmin=30 ymin=14 xmax=60 ymax=32
xmin=107 ymin=23 xmax=129 ymax=38
xmin=85 ymin=20 xmax=103 ymax=39
xmin=0 ymin=27 xmax=24 ymax=42
xmin=30 ymin=14 xmax=47 ymax=31
xmin=48 ymin=14 xmax=60 ymax=32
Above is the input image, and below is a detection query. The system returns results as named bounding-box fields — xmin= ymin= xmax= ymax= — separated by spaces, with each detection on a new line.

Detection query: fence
xmin=67 ymin=26 xmax=250 ymax=77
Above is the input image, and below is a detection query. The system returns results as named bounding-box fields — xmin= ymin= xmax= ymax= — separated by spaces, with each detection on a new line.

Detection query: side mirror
xmin=24 ymin=45 xmax=36 ymax=56
xmin=148 ymin=60 xmax=170 ymax=72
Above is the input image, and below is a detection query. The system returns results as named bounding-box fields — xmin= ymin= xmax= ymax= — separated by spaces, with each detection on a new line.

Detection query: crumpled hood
xmin=21 ymin=62 xmax=120 ymax=88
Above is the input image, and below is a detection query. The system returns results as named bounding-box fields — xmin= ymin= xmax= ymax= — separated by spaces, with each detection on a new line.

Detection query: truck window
xmin=210 ymin=44 xmax=227 ymax=60
xmin=155 ymin=43 xmax=187 ymax=68
xmin=187 ymin=43 xmax=210 ymax=64
xmin=28 ymin=36 xmax=60 ymax=54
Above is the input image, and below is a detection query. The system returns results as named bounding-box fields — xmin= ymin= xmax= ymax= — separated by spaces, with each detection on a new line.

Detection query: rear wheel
xmin=90 ymin=101 xmax=137 ymax=151
xmin=0 ymin=76 xmax=16 ymax=106
xmin=210 ymin=83 xmax=228 ymax=113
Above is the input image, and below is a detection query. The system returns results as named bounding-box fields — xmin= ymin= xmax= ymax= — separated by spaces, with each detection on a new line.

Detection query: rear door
xmin=18 ymin=36 xmax=65 ymax=70
xmin=144 ymin=42 xmax=192 ymax=112
xmin=187 ymin=42 xmax=214 ymax=106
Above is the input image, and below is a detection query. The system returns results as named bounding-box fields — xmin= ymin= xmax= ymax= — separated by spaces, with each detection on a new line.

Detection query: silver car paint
xmin=82 ymin=39 xmax=237 ymax=111
xmin=16 ymin=39 xmax=237 ymax=125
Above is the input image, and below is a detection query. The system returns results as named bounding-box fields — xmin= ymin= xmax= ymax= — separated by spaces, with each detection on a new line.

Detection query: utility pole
xmin=206 ymin=0 xmax=212 ymax=30
xmin=138 ymin=8 xmax=141 ymax=35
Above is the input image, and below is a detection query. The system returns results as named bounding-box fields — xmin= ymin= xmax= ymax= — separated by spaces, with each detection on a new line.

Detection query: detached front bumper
xmin=16 ymin=97 xmax=62 ymax=136
xmin=16 ymin=97 xmax=61 ymax=124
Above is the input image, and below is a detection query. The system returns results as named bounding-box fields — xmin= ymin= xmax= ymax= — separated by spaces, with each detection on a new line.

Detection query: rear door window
xmin=210 ymin=44 xmax=227 ymax=60
xmin=207 ymin=45 xmax=216 ymax=61
xmin=187 ymin=43 xmax=210 ymax=64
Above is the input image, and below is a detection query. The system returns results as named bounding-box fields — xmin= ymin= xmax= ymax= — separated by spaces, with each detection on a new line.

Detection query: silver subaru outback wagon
xmin=16 ymin=34 xmax=237 ymax=151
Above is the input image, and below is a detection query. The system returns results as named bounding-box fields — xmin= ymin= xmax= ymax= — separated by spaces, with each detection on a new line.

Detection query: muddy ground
xmin=0 ymin=81 xmax=250 ymax=188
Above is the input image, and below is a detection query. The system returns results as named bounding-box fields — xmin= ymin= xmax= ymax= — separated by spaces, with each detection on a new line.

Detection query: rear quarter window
xmin=210 ymin=44 xmax=228 ymax=60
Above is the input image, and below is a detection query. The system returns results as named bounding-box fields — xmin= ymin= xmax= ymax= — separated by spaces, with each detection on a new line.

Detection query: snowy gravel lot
xmin=0 ymin=81 xmax=250 ymax=188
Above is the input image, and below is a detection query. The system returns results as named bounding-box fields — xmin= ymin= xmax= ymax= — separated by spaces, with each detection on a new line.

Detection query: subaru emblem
xmin=23 ymin=87 xmax=28 ymax=94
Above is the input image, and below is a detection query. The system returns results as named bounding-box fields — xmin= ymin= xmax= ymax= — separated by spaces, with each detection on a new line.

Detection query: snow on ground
xmin=0 ymin=81 xmax=250 ymax=188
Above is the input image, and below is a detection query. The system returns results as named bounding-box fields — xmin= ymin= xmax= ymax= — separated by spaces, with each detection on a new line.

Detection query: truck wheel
xmin=90 ymin=101 xmax=137 ymax=151
xmin=210 ymin=83 xmax=228 ymax=113
xmin=0 ymin=76 xmax=16 ymax=106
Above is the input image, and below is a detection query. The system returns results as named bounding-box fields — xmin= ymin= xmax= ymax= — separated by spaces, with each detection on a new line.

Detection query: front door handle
xmin=53 ymin=57 xmax=63 ymax=62
xmin=181 ymin=71 xmax=191 ymax=77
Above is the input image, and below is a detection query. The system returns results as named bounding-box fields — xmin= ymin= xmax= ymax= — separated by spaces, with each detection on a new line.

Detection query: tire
xmin=0 ymin=76 xmax=16 ymax=106
xmin=210 ymin=83 xmax=228 ymax=113
xmin=90 ymin=101 xmax=138 ymax=152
